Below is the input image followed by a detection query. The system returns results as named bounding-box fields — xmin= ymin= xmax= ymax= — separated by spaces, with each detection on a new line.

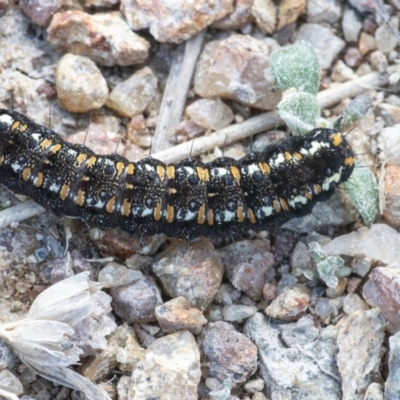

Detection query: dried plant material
xmin=0 ymin=272 xmax=111 ymax=400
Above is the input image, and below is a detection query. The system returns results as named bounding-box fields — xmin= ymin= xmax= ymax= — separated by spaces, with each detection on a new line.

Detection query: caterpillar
xmin=0 ymin=109 xmax=355 ymax=239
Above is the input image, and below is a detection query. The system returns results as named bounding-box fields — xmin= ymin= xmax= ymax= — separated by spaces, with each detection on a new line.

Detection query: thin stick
xmin=0 ymin=200 xmax=45 ymax=229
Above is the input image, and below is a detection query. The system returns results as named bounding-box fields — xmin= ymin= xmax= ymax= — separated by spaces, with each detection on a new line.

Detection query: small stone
xmin=251 ymin=0 xmax=277 ymax=34
xmin=219 ymin=239 xmax=274 ymax=301
xmin=378 ymin=126 xmax=400 ymax=165
xmin=116 ymin=375 xmax=131 ymax=400
xmin=290 ymin=241 xmax=312 ymax=277
xmin=277 ymin=0 xmax=306 ymax=30
xmin=222 ymin=304 xmax=257 ymax=322
xmin=20 ymin=0 xmax=62 ymax=26
xmin=342 ymin=6 xmax=362 ymax=43
xmin=130 ymin=331 xmax=201 ymax=399
xmin=213 ymin=0 xmax=253 ymax=30
xmin=198 ymin=321 xmax=257 ymax=386
xmin=315 ymin=298 xmax=336 ymax=321
xmin=323 ymin=225 xmax=400 ymax=265
xmin=155 ymin=296 xmax=207 ymax=334
xmin=385 ymin=332 xmax=400 ymax=398
xmin=252 ymin=393 xmax=268 ymax=400
xmin=306 ymin=0 xmax=341 ymax=23
xmin=265 ymin=284 xmax=310 ymax=321
xmin=337 ymin=309 xmax=386 ymax=400
xmin=186 ymin=98 xmax=234 ymax=131
xmin=110 ymin=276 xmax=163 ymax=323
xmin=48 ymin=11 xmax=149 ymax=66
xmin=262 ymin=283 xmax=277 ymax=301
xmin=106 ymin=67 xmax=158 ymax=118
xmin=375 ymin=20 xmax=399 ymax=54
xmin=56 ymin=54 xmax=108 ymax=113
xmin=295 ymin=23 xmax=345 ymax=70
xmin=194 ymin=34 xmax=281 ymax=110
xmin=121 ymin=0 xmax=233 ymax=43
xmin=243 ymin=379 xmax=265 ymax=393
xmin=0 ymin=0 xmax=9 ymax=16
xmin=347 ymin=277 xmax=363 ymax=294
xmin=325 ymin=277 xmax=347 ymax=298
xmin=343 ymin=293 xmax=369 ymax=315
xmin=351 ymin=257 xmax=372 ymax=277
xmin=276 ymin=273 xmax=298 ymax=295
xmin=98 ymin=262 xmax=143 ymax=288
xmin=370 ymin=50 xmax=388 ymax=73
xmin=331 ymin=60 xmax=358 ymax=82
xmin=0 ymin=370 xmax=23 ymax=396
xmin=152 ymin=238 xmax=224 ymax=311
xmin=359 ymin=32 xmax=377 ymax=56
xmin=383 ymin=166 xmax=400 ymax=227
xmin=344 ymin=47 xmax=363 ymax=68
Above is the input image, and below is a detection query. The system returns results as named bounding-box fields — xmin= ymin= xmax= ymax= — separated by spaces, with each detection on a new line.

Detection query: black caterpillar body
xmin=0 ymin=109 xmax=355 ymax=239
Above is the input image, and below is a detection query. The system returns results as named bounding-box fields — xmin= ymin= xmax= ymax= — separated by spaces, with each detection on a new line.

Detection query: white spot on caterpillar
xmin=270 ymin=153 xmax=285 ymax=167
xmin=322 ymin=170 xmax=341 ymax=191
xmin=0 ymin=114 xmax=14 ymax=127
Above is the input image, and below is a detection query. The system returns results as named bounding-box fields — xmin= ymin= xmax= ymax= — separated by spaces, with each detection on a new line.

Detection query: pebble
xmin=342 ymin=6 xmax=362 ymax=43
xmin=252 ymin=393 xmax=268 ymax=400
xmin=116 ymin=375 xmax=130 ymax=400
xmin=98 ymin=262 xmax=143 ymax=288
xmin=186 ymin=98 xmax=234 ymax=131
xmin=130 ymin=331 xmax=201 ymax=400
xmin=378 ymin=103 xmax=400 ymax=125
xmin=244 ymin=313 xmax=340 ymax=399
xmin=106 ymin=67 xmax=158 ymax=118
xmin=290 ymin=241 xmax=312 ymax=278
xmin=212 ymin=0 xmax=253 ymax=30
xmin=277 ymin=0 xmax=306 ymax=30
xmin=155 ymin=296 xmax=207 ymax=334
xmin=219 ymin=239 xmax=274 ymax=301
xmin=251 ymin=0 xmax=277 ymax=34
xmin=152 ymin=238 xmax=224 ymax=311
xmin=56 ymin=54 xmax=108 ymax=113
xmin=0 ymin=370 xmax=23 ymax=396
xmin=0 ymin=0 xmax=8 ymax=16
xmin=344 ymin=47 xmax=363 ymax=67
xmin=337 ymin=309 xmax=386 ymax=400
xmin=370 ymin=50 xmax=388 ymax=73
xmin=20 ymin=0 xmax=62 ymax=26
xmin=214 ymin=283 xmax=241 ymax=306
xmin=276 ymin=272 xmax=298 ymax=295
xmin=365 ymin=383 xmax=384 ymax=400
xmin=359 ymin=32 xmax=377 ymax=56
xmin=121 ymin=0 xmax=233 ymax=43
xmin=315 ymin=297 xmax=336 ymax=321
xmin=375 ymin=21 xmax=399 ymax=54
xmin=363 ymin=266 xmax=400 ymax=333
xmin=295 ymin=23 xmax=345 ymax=70
xmin=198 ymin=321 xmax=257 ymax=386
xmin=378 ymin=125 xmax=400 ymax=165
xmin=243 ymin=378 xmax=265 ymax=394
xmin=331 ymin=60 xmax=358 ymax=82
xmin=262 ymin=282 xmax=277 ymax=301
xmin=265 ymin=284 xmax=310 ymax=321
xmin=73 ymin=290 xmax=117 ymax=356
xmin=222 ymin=304 xmax=258 ymax=322
xmin=385 ymin=332 xmax=400 ymax=399
xmin=323 ymin=224 xmax=400 ymax=265
xmin=48 ymin=11 xmax=150 ymax=66
xmin=350 ymin=257 xmax=372 ymax=277
xmin=343 ymin=293 xmax=369 ymax=315
xmin=306 ymin=0 xmax=341 ymax=23
xmin=382 ymin=165 xmax=400 ymax=227
xmin=194 ymin=34 xmax=282 ymax=110
xmin=110 ymin=276 xmax=163 ymax=323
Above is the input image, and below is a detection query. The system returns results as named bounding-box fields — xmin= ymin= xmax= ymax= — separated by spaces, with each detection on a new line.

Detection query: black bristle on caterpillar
xmin=0 ymin=109 xmax=355 ymax=239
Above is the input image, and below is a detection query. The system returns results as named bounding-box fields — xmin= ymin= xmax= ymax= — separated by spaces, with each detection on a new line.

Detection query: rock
xmin=219 ymin=239 xmax=274 ymax=301
xmin=344 ymin=47 xmax=363 ymax=68
xmin=243 ymin=378 xmax=265 ymax=393
xmin=73 ymin=290 xmax=117 ymax=357
xmin=323 ymin=225 xmax=400 ymax=265
xmin=213 ymin=0 xmax=253 ymax=30
xmin=110 ymin=276 xmax=163 ymax=323
xmin=277 ymin=0 xmax=306 ymax=30
xmin=155 ymin=297 xmax=207 ymax=334
xmin=186 ymin=98 xmax=234 ymax=131
xmin=262 ymin=283 xmax=277 ymax=301
xmin=56 ymin=54 xmax=108 ymax=113
xmin=351 ymin=257 xmax=372 ymax=278
xmin=117 ymin=375 xmax=131 ymax=400
xmin=337 ymin=309 xmax=386 ymax=400
xmin=364 ymin=383 xmax=384 ymax=400
xmin=343 ymin=293 xmax=369 ymax=315
xmin=251 ymin=0 xmax=277 ymax=34
xmin=290 ymin=241 xmax=312 ymax=278
xmin=375 ymin=21 xmax=398 ymax=54
xmin=198 ymin=321 xmax=257 ymax=386
xmin=129 ymin=330 xmax=201 ymax=400
xmin=152 ymin=238 xmax=224 ymax=311
xmin=383 ymin=165 xmax=400 ymax=227
xmin=121 ymin=0 xmax=234 ymax=43
xmin=378 ymin=125 xmax=400 ymax=165
xmin=342 ymin=6 xmax=362 ymax=43
xmin=0 ymin=370 xmax=23 ymax=397
xmin=332 ymin=60 xmax=358 ymax=82
xmin=106 ymin=67 xmax=158 ymax=118
xmin=265 ymin=284 xmax=310 ymax=321
xmin=363 ymin=266 xmax=400 ymax=333
xmin=222 ymin=304 xmax=258 ymax=322
xmin=295 ymin=23 xmax=345 ymax=70
xmin=306 ymin=0 xmax=341 ymax=23
xmin=276 ymin=272 xmax=298 ymax=295
xmin=48 ymin=11 xmax=149 ymax=66
xmin=98 ymin=262 xmax=143 ymax=288
xmin=385 ymin=332 xmax=400 ymax=399
xmin=359 ymin=32 xmax=377 ymax=56
xmin=194 ymin=34 xmax=281 ymax=110
xmin=244 ymin=313 xmax=341 ymax=399
xmin=20 ymin=0 xmax=62 ymax=26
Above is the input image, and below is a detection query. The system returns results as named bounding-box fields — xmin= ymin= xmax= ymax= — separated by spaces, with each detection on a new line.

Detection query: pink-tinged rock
xmin=155 ymin=297 xmax=207 ymax=334
xmin=198 ymin=321 xmax=257 ymax=386
xmin=363 ymin=266 xmax=400 ymax=332
xmin=48 ymin=11 xmax=149 ymax=66
xmin=121 ymin=0 xmax=234 ymax=43
xmin=219 ymin=240 xmax=274 ymax=301
xmin=213 ymin=0 xmax=254 ymax=30
xmin=194 ymin=35 xmax=281 ymax=110
xmin=265 ymin=284 xmax=310 ymax=321
xmin=383 ymin=165 xmax=400 ymax=227
xmin=20 ymin=0 xmax=62 ymax=26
